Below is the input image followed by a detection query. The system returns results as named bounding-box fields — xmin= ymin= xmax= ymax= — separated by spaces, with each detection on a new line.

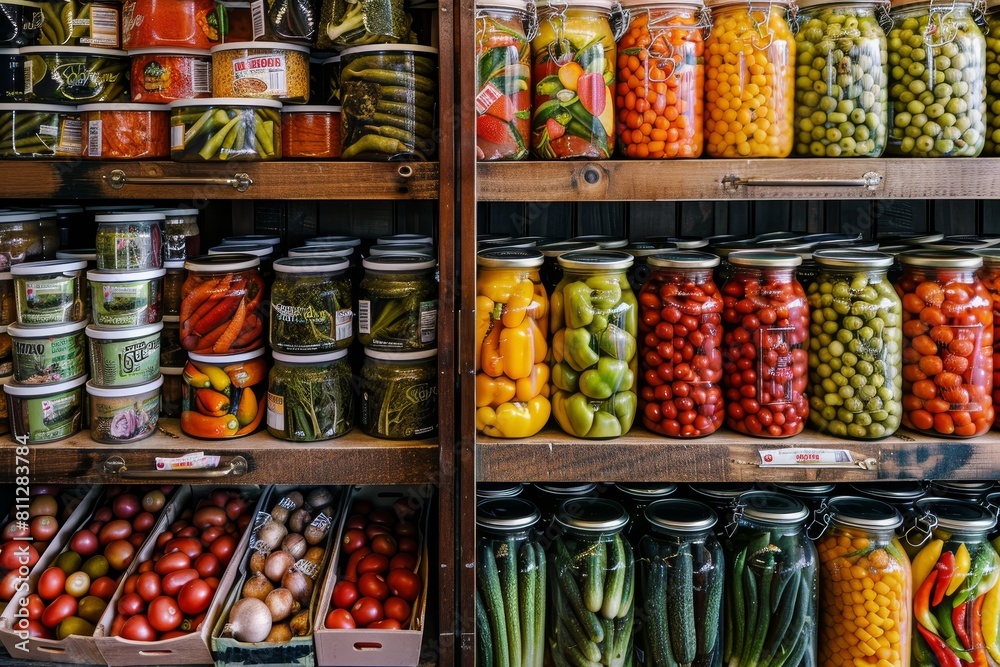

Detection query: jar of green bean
xmin=985 ymin=0 xmax=1000 ymax=153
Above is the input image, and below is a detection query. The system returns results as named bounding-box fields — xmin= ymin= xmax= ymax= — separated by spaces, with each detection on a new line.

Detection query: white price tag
xmin=759 ymin=448 xmax=854 ymax=468
xmin=154 ymin=452 xmax=221 ymax=470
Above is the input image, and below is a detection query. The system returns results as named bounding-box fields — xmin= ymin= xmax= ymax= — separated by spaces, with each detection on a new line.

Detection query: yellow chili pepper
xmin=983 ymin=575 xmax=1000 ymax=664
xmin=476 ymin=373 xmax=517 ymax=408
xmin=475 ymin=295 xmax=497 ymax=373
xmin=502 ymin=279 xmax=534 ymax=329
xmin=947 ymin=542 xmax=971 ymax=596
xmin=913 ymin=539 xmax=944 ymax=591
xmin=498 ymin=319 xmax=534 ymax=380
xmin=515 ymin=363 xmax=549 ymax=402
xmin=481 ymin=324 xmax=504 ymax=377
xmin=476 ymin=395 xmax=551 ymax=438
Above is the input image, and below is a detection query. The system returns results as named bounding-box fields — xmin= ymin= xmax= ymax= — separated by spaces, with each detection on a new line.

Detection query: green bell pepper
xmin=564 ymin=327 xmax=600 ymax=371
xmin=613 ymin=391 xmax=637 ymax=433
xmin=598 ymin=323 xmax=637 ymax=362
xmin=586 ymin=276 xmax=622 ymax=310
xmin=579 ymin=357 xmax=629 ymax=400
xmin=552 ymin=361 xmax=580 ymax=393
xmin=564 ymin=281 xmax=595 ymax=329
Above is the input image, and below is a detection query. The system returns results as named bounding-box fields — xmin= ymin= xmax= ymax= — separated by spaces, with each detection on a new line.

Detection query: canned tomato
xmin=181 ymin=254 xmax=266 ymax=354
xmin=79 ymin=103 xmax=170 ymax=159
xmin=129 ymin=48 xmax=212 ymax=103
xmin=121 ymin=0 xmax=225 ymax=49
xmin=181 ymin=347 xmax=266 ymax=438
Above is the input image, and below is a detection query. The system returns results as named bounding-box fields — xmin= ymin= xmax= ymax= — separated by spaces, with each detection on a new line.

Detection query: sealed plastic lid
xmin=185 ymin=254 xmax=260 ymax=273
xmin=208 ymin=243 xmax=274 ymax=257
xmin=477 ymin=498 xmax=541 ymax=531
xmin=689 ymin=483 xmax=754 ymax=501
xmin=88 ymin=268 xmax=166 ymax=282
xmin=95 ymin=212 xmax=166 ymax=223
xmin=739 ymin=491 xmax=810 ymax=524
xmin=558 ymin=250 xmax=633 ymax=270
xmin=5 ymin=373 xmax=88 ymax=396
xmin=828 ymin=496 xmax=903 ymax=530
xmin=189 ymin=346 xmax=265 ymax=365
xmin=362 ymin=255 xmax=436 ymax=271
xmin=614 ymin=482 xmax=678 ymax=498
xmin=8 ymin=320 xmax=88 ymax=338
xmin=370 ymin=243 xmax=435 ymax=256
xmin=537 ymin=240 xmax=601 ymax=257
xmin=273 ymin=257 xmax=349 ymax=274
xmin=814 ymin=249 xmax=894 ymax=269
xmin=22 ymin=46 xmax=128 ymax=57
xmin=287 ymin=245 xmax=354 ymax=258
xmin=210 ymin=41 xmax=310 ymax=54
xmin=729 ymin=250 xmax=802 ymax=268
xmin=87 ymin=375 xmax=163 ymax=398
xmin=222 ymin=234 xmax=282 ymax=246
xmin=378 ymin=233 xmax=434 ymax=246
xmin=306 ymin=235 xmax=361 ymax=247
xmin=272 ymin=349 xmax=349 ymax=364
xmin=535 ymin=482 xmax=599 ymax=496
xmin=571 ymin=235 xmax=628 ymax=249
xmin=85 ymin=322 xmax=163 ymax=340
xmin=477 ymin=247 xmax=544 ymax=268
xmin=556 ymin=498 xmax=629 ymax=533
xmin=850 ymin=482 xmax=926 ymax=502
xmin=898 ymin=249 xmax=982 ymax=269
xmin=0 ymin=104 xmax=76 ymax=114
xmin=915 ymin=498 xmax=997 ymax=533
xmin=10 ymin=259 xmax=86 ymax=275
xmin=168 ymin=98 xmax=283 ymax=109
xmin=364 ymin=347 xmax=437 ymax=361
xmin=648 ymin=250 xmax=721 ymax=269
xmin=477 ymin=482 xmax=524 ymax=499
xmin=646 ymin=499 xmax=717 ymax=533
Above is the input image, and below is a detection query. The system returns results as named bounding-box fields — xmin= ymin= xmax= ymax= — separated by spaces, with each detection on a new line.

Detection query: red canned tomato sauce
xmin=122 ymin=0 xmax=225 ymax=49
xmin=130 ymin=49 xmax=212 ymax=103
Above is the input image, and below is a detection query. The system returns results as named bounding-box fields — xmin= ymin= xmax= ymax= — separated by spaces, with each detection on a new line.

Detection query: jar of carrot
xmin=896 ymin=250 xmax=994 ymax=438
xmin=975 ymin=248 xmax=1000 ymax=428
xmin=616 ymin=0 xmax=708 ymax=158
xmin=703 ymin=0 xmax=795 ymax=157
xmin=180 ymin=254 xmax=266 ymax=355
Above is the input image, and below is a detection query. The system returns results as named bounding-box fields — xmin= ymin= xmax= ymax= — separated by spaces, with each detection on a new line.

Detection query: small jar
xmin=281 ymin=105 xmax=342 ymax=159
xmin=159 ymin=315 xmax=185 ymax=367
xmin=612 ymin=482 xmax=678 ymax=546
xmin=5 ymin=373 xmax=87 ymax=444
xmin=538 ymin=240 xmax=601 ymax=295
xmin=87 ymin=376 xmax=162 ymax=444
xmin=897 ymin=250 xmax=994 ymax=437
xmin=88 ymin=268 xmax=165 ymax=328
xmin=0 ymin=211 xmax=43 ymax=269
xmin=267 ymin=349 xmax=354 ymax=441
xmin=163 ymin=260 xmax=185 ymax=316
xmin=358 ymin=255 xmax=438 ymax=351
xmin=181 ymin=254 xmax=265 ymax=354
xmin=39 ymin=2 xmax=120 ymax=47
xmin=475 ymin=0 xmax=531 ymax=161
xmin=851 ymin=482 xmax=927 ymax=557
xmin=360 ymin=347 xmax=437 ymax=440
xmin=270 ymin=257 xmax=353 ymax=353
xmin=11 ymin=259 xmax=86 ymax=325
xmin=160 ymin=366 xmax=183 ymax=417
xmin=8 ymin=320 xmax=87 ymax=384
xmin=128 ymin=48 xmax=213 ymax=103
xmin=0 ymin=271 xmax=12 ymax=325
xmin=95 ymin=212 xmax=165 ymax=271
xmin=210 ymin=41 xmax=310 ymax=102
xmin=160 ymin=208 xmax=200 ymax=260
xmin=168 ymin=98 xmax=282 ymax=161
xmin=86 ymin=322 xmax=163 ymax=387
xmin=181 ymin=348 xmax=266 ymax=438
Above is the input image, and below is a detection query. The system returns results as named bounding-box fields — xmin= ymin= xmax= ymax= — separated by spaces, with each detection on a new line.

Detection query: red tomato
xmin=358 ymin=572 xmax=389 ymax=601
xmin=345 ymin=514 xmax=368 ymax=530
xmin=120 ymin=614 xmax=157 ymax=641
xmin=368 ymin=509 xmax=395 ymax=526
xmin=341 ymin=529 xmax=367 ymax=555
xmin=112 ymin=494 xmax=141 ymax=520
xmin=357 ymin=553 xmax=389 ymax=576
xmin=41 ymin=594 xmax=77 ymax=628
xmin=176 ymin=526 xmax=199 ymax=538
xmin=90 ymin=576 xmax=118 ymax=602
xmin=164 ymin=537 xmax=203 ymax=560
xmin=369 ymin=619 xmax=403 ymax=630
xmin=350 ymin=597 xmax=384 ymax=627
xmin=193 ymin=506 xmax=227 ymax=529
xmin=387 ymin=569 xmax=422 ymax=602
xmin=117 ymin=592 xmax=146 ymax=617
xmin=93 ymin=507 xmax=113 ymax=523
xmin=154 ymin=551 xmax=191 ymax=575
xmin=389 ymin=553 xmax=417 ymax=572
xmin=128 ymin=532 xmax=148 ymax=549
xmin=343 ymin=547 xmax=372 ymax=583
xmin=98 ymin=520 xmax=132 ymax=546
xmin=37 ymin=567 xmax=66 ymax=602
xmin=148 ymin=596 xmax=183 ymax=632
xmin=371 ymin=534 xmax=398 ymax=558
xmin=200 ymin=526 xmax=225 ymax=544
xmin=162 ymin=569 xmax=200 ymax=597
xmin=393 ymin=522 xmax=417 ymax=537
xmin=209 ymin=535 xmax=237 ymax=566
xmin=193 ymin=553 xmax=221 ymax=578
xmin=332 ymin=580 xmax=359 ymax=609
xmin=25 ymin=593 xmax=44 ymax=620
xmin=397 ymin=537 xmax=418 ymax=554
xmin=178 ymin=579 xmax=212 ymax=615
xmin=26 ymin=619 xmax=53 ymax=639
xmin=365 ymin=524 xmax=391 ymax=539
xmin=160 ymin=630 xmax=188 ymax=640
xmin=155 ymin=531 xmax=174 ymax=550
xmin=383 ymin=596 xmax=411 ymax=623
xmin=104 ymin=539 xmax=136 ymax=571
xmin=0 ymin=541 xmax=39 ymax=570
xmin=136 ymin=572 xmax=162 ymax=603
xmin=30 ymin=515 xmax=59 ymax=542
xmin=326 ymin=608 xmax=356 ymax=629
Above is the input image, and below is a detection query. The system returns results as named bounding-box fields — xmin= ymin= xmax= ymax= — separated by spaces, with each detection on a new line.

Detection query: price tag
xmin=759 ymin=448 xmax=855 ymax=468
xmin=295 ymin=559 xmax=319 ymax=578
xmin=155 ymin=452 xmax=220 ymax=470
xmin=249 ymin=511 xmax=275 ymax=555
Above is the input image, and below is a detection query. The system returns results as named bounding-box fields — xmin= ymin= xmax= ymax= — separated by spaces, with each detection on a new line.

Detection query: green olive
xmin=985 ymin=13 xmax=1000 ymax=154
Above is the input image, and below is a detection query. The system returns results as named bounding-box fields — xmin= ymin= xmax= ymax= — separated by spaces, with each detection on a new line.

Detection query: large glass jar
xmin=817 ymin=496 xmax=912 ymax=667
xmin=722 ymin=251 xmax=810 ymax=437
xmin=986 ymin=0 xmax=1000 ymax=154
xmin=181 ymin=348 xmax=267 ymax=439
xmin=723 ymin=491 xmax=818 ymax=667
xmin=612 ymin=482 xmax=678 ymax=546
xmin=180 ymin=254 xmax=266 ymax=355
xmin=704 ymin=0 xmax=795 ymax=157
xmin=906 ymin=499 xmax=1000 ymax=667
xmin=360 ymin=347 xmax=438 ymax=440
xmin=358 ymin=255 xmax=438 ymax=352
xmin=531 ymin=0 xmax=617 ymax=159
xmin=928 ymin=480 xmax=996 ymax=501
xmin=94 ymin=212 xmax=164 ymax=271
xmin=550 ymin=251 xmax=638 ymax=438
xmin=806 ymin=250 xmax=904 ymax=439
xmin=476 ymin=498 xmax=545 ymax=667
xmin=974 ymin=248 xmax=1000 ymax=426
xmin=270 ymin=257 xmax=353 ymax=354
xmin=638 ymin=251 xmax=725 ymax=437
xmin=549 ymin=498 xmax=634 ymax=667
xmin=688 ymin=482 xmax=755 ymax=533
xmin=476 ymin=0 xmax=532 ymax=160
xmin=896 ymin=250 xmax=994 ymax=437
xmin=886 ymin=0 xmax=987 ymax=156
xmin=616 ymin=0 xmax=707 ymax=158
xmin=638 ymin=499 xmax=724 ymax=667
xmin=772 ymin=482 xmax=837 ymax=519
xmin=476 ymin=248 xmax=551 ymax=438
xmin=538 ymin=240 xmax=600 ymax=295
xmin=851 ymin=482 xmax=927 ymax=558
xmin=267 ymin=350 xmax=354 ymax=441
xmin=530 ymin=482 xmax=600 ymax=530
xmin=794 ymin=0 xmax=890 ymax=156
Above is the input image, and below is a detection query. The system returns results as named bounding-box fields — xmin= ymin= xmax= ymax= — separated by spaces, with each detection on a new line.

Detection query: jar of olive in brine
xmin=360 ymin=347 xmax=437 ymax=439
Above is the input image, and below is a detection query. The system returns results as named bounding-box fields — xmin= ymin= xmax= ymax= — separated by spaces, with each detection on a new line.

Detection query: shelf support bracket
xmin=105 ymin=169 xmax=253 ymax=193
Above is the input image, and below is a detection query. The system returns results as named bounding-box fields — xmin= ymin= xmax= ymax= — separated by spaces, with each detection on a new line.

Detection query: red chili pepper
xmin=971 ymin=594 xmax=988 ymax=667
xmin=936 ymin=551 xmax=958 ymax=607
xmin=918 ymin=569 xmax=943 ymax=633
xmin=954 ymin=599 xmax=972 ymax=650
xmin=920 ymin=623 xmax=964 ymax=667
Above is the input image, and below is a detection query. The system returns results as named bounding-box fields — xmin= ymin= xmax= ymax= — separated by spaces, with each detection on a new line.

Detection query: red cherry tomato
xmin=209 ymin=534 xmax=237 ymax=566
xmin=350 ymin=597 xmax=384 ymax=627
xmin=389 ymin=553 xmax=417 ymax=572
xmin=193 ymin=553 xmax=221 ymax=578
xmin=358 ymin=572 xmax=389 ymax=601
xmin=326 ymin=608 xmax=356 ymax=629
xmin=383 ymin=596 xmax=411 ymax=623
xmin=41 ymin=594 xmax=78 ymax=628
xmin=148 ymin=596 xmax=183 ymax=632
xmin=25 ymin=593 xmax=44 ymax=620
xmin=344 ymin=547 xmax=372 ymax=583
xmin=332 ymin=580 xmax=359 ymax=609
xmin=371 ymin=534 xmax=398 ymax=558
xmin=386 ymin=569 xmax=422 ymax=602
xmin=70 ymin=530 xmax=99 ymax=557
xmin=117 ymin=592 xmax=146 ymax=617
xmin=163 ymin=537 xmax=203 ymax=560
xmin=154 ymin=551 xmax=191 ymax=576
xmin=90 ymin=576 xmax=118 ymax=602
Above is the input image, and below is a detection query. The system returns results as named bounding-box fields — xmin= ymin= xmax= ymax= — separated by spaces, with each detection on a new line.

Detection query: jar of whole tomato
xmin=975 ymin=248 xmax=1000 ymax=427
xmin=704 ymin=0 xmax=795 ymax=157
xmin=638 ymin=250 xmax=725 ymax=437
xmin=180 ymin=254 xmax=266 ymax=355
xmin=721 ymin=250 xmax=810 ymax=437
xmin=531 ymin=0 xmax=617 ymax=159
xmin=897 ymin=250 xmax=994 ymax=437
xmin=616 ymin=0 xmax=707 ymax=158
xmin=476 ymin=0 xmax=532 ymax=160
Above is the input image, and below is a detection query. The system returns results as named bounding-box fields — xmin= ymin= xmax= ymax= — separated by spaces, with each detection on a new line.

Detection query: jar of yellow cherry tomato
xmin=704 ymin=0 xmax=796 ymax=156
xmin=476 ymin=248 xmax=551 ymax=438
xmin=532 ymin=0 xmax=618 ymax=158
xmin=616 ymin=0 xmax=708 ymax=158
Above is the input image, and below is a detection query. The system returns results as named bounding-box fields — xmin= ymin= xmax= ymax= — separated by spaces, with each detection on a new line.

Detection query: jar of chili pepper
xmin=721 ymin=250 xmax=810 ymax=437
xmin=180 ymin=254 xmax=266 ymax=355
xmin=897 ymin=250 xmax=994 ymax=438
xmin=974 ymin=248 xmax=1000 ymax=428
xmin=475 ymin=0 xmax=532 ymax=160
xmin=638 ymin=250 xmax=724 ymax=438
xmin=616 ymin=0 xmax=707 ymax=158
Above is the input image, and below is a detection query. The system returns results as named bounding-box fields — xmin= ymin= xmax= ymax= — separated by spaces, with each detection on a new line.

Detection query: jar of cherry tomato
xmin=638 ymin=250 xmax=725 ymax=437
xmin=975 ymin=248 xmax=1000 ymax=428
xmin=476 ymin=0 xmax=532 ymax=160
xmin=897 ymin=250 xmax=994 ymax=438
xmin=616 ymin=0 xmax=707 ymax=158
xmin=722 ymin=250 xmax=810 ymax=437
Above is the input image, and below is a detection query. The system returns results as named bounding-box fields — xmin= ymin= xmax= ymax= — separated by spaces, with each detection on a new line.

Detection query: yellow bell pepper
xmin=475 ymin=295 xmax=497 ymax=373
xmin=476 ymin=395 xmax=551 ymax=438
xmin=913 ymin=539 xmax=944 ymax=591
xmin=499 ymin=319 xmax=534 ymax=380
xmin=481 ymin=323 xmax=504 ymax=378
xmin=527 ymin=316 xmax=548 ymax=364
xmin=476 ymin=373 xmax=516 ymax=408
xmin=477 ymin=270 xmax=519 ymax=304
xmin=515 ymin=363 xmax=549 ymax=402
xmin=529 ymin=282 xmax=548 ymax=326
xmin=502 ymin=279 xmax=534 ymax=330
xmin=947 ymin=542 xmax=971 ymax=596
xmin=983 ymin=568 xmax=1000 ymax=664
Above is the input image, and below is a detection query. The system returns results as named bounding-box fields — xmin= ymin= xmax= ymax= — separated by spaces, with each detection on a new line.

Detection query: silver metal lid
xmin=622 ymin=242 xmax=677 ymax=258
xmin=477 ymin=239 xmax=539 ymax=250
xmin=915 ymin=498 xmax=997 ymax=533
xmin=931 ymin=481 xmax=996 ymax=493
xmin=537 ymin=241 xmax=601 ymax=258
xmin=558 ymin=250 xmax=633 ymax=271
xmin=689 ymin=483 xmax=755 ymax=501
xmin=773 ymin=483 xmax=837 ymax=496
xmin=647 ymin=236 xmax=710 ymax=250
xmin=535 ymin=482 xmax=599 ymax=496
xmin=556 ymin=498 xmax=629 ymax=533
xmin=898 ymin=250 xmax=983 ymax=269
xmin=851 ymin=483 xmax=926 ymax=502
xmin=645 ymin=499 xmax=717 ymax=533
xmin=740 ymin=491 xmax=810 ymax=524
xmin=477 ymin=482 xmax=524 ymax=499
xmin=828 ymin=496 xmax=903 ymax=529
xmin=571 ymin=235 xmax=628 ymax=249
xmin=477 ymin=498 xmax=541 ymax=531
xmin=813 ymin=250 xmax=895 ymax=269
xmin=729 ymin=250 xmax=802 ymax=268
xmin=614 ymin=482 xmax=678 ymax=499
xmin=477 ymin=247 xmax=544 ymax=268
xmin=876 ymin=233 xmax=944 ymax=246
xmin=647 ymin=251 xmax=721 ymax=269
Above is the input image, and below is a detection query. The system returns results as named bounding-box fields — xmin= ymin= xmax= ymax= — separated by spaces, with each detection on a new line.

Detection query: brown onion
xmin=249 ymin=551 xmax=266 ymax=575
xmin=265 ymin=623 xmax=292 ymax=643
xmin=289 ymin=610 xmax=311 ymax=636
xmin=306 ymin=488 xmax=333 ymax=509
xmin=304 ymin=521 xmax=328 ymax=546
xmin=288 ymin=508 xmax=312 ymax=534
xmin=303 ymin=547 xmax=325 ymax=567
xmin=264 ymin=550 xmax=295 ymax=583
xmin=282 ymin=568 xmax=313 ymax=606
xmin=227 ymin=597 xmax=272 ymax=643
xmin=281 ymin=533 xmax=307 ymax=560
xmin=242 ymin=572 xmax=274 ymax=601
xmin=264 ymin=587 xmax=294 ymax=622
xmin=257 ymin=520 xmax=287 ymax=552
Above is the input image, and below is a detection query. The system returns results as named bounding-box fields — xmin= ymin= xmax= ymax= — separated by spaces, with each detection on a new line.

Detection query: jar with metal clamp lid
xmin=529 ymin=481 xmax=601 ymax=530
xmin=772 ymin=482 xmax=837 ymax=521
xmin=928 ymin=480 xmax=996 ymax=502
xmin=688 ymin=482 xmax=755 ymax=533
xmin=611 ymin=482 xmax=678 ymax=545
xmin=851 ymin=482 xmax=927 ymax=557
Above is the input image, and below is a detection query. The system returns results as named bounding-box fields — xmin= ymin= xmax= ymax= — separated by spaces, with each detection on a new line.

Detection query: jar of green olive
xmin=887 ymin=0 xmax=987 ymax=156
xmin=267 ymin=349 xmax=354 ymax=441
xmin=358 ymin=255 xmax=438 ymax=351
xmin=794 ymin=0 xmax=890 ymax=156
xmin=360 ymin=347 xmax=437 ymax=439
xmin=985 ymin=0 xmax=1000 ymax=153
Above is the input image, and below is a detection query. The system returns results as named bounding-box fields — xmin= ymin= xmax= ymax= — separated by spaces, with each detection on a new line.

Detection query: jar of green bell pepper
xmin=550 ymin=250 xmax=638 ymax=439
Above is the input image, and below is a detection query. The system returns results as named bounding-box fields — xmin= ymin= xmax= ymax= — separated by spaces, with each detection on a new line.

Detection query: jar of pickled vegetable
xmin=358 ymin=255 xmax=438 ymax=352
xmin=270 ymin=257 xmax=353 ymax=354
xmin=530 ymin=481 xmax=600 ymax=530
xmin=538 ymin=240 xmax=600 ymax=294
xmin=689 ymin=482 xmax=755 ymax=532
xmin=986 ymin=0 xmax=1000 ymax=154
xmin=612 ymin=482 xmax=678 ymax=545
xmin=794 ymin=0 xmax=890 ymax=156
xmin=704 ymin=0 xmax=796 ymax=157
xmin=616 ymin=0 xmax=707 ymax=158
xmin=180 ymin=254 xmax=266 ymax=355
xmin=476 ymin=0 xmax=532 ymax=160
xmin=886 ymin=0 xmax=987 ymax=156
xmin=638 ymin=251 xmax=725 ymax=437
xmin=721 ymin=250 xmax=810 ymax=437
xmin=531 ymin=0 xmax=617 ymax=159
xmin=550 ymin=498 xmax=634 ymax=667
xmin=476 ymin=248 xmax=550 ymax=438
xmin=267 ymin=349 xmax=354 ymax=441
xmin=723 ymin=491 xmax=818 ymax=667
xmin=974 ymin=248 xmax=1000 ymax=426
xmin=852 ymin=482 xmax=927 ymax=557
xmin=550 ymin=250 xmax=638 ymax=438
xmin=896 ymin=250 xmax=994 ymax=437
xmin=905 ymin=498 xmax=1000 ymax=667
xmin=360 ymin=347 xmax=438 ymax=439
xmin=476 ymin=498 xmax=545 ymax=667
xmin=181 ymin=347 xmax=267 ymax=438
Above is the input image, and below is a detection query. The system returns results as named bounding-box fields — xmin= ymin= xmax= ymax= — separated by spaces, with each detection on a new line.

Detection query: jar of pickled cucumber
xmin=476 ymin=0 xmax=532 ymax=160
xmin=794 ymin=0 xmax=890 ymax=156
xmin=688 ymin=482 xmax=755 ymax=534
xmin=616 ymin=0 xmax=708 ymax=158
xmin=886 ymin=0 xmax=987 ymax=156
xmin=532 ymin=0 xmax=618 ymax=159
xmin=985 ymin=0 xmax=1000 ymax=153
xmin=704 ymin=0 xmax=796 ymax=157
xmin=529 ymin=482 xmax=600 ymax=531
xmin=974 ymin=248 xmax=1000 ymax=426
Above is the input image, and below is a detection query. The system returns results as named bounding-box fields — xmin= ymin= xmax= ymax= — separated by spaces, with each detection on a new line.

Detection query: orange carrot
xmin=192 ymin=320 xmax=230 ymax=353
xmin=230 ymin=315 xmax=262 ymax=350
xmin=179 ymin=276 xmax=222 ymax=322
xmin=213 ymin=299 xmax=246 ymax=354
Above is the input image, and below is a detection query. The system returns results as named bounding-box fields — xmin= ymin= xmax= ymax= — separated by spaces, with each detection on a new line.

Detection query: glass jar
xmin=163 ymin=259 xmax=184 ymax=316
xmin=538 ymin=240 xmax=600 ymax=295
xmin=267 ymin=350 xmax=354 ymax=441
xmin=160 ymin=365 xmax=183 ymax=417
xmin=612 ymin=482 xmax=678 ymax=546
xmin=476 ymin=498 xmax=545 ymax=667
xmin=616 ymin=0 xmax=707 ymax=158
xmin=772 ymin=482 xmax=837 ymax=518
xmin=94 ymin=212 xmax=164 ymax=271
xmin=270 ymin=257 xmax=353 ymax=354
xmin=817 ymin=496 xmax=911 ymax=667
xmin=986 ymin=0 xmax=1000 ymax=154
xmin=851 ymin=482 xmax=927 ymax=558
xmin=360 ymin=347 xmax=438 ymax=439
xmin=550 ymin=250 xmax=638 ymax=438
xmin=638 ymin=499 xmax=723 ymax=667
xmin=550 ymin=498 xmax=634 ymax=667
xmin=476 ymin=0 xmax=532 ymax=160
xmin=159 ymin=315 xmax=185 ymax=367
xmin=530 ymin=482 xmax=601 ymax=530
xmin=0 ymin=211 xmax=43 ymax=269
xmin=723 ymin=491 xmax=818 ymax=667
xmin=897 ymin=250 xmax=994 ymax=437
xmin=477 ymin=249 xmax=551 ymax=439
xmin=531 ymin=0 xmax=617 ymax=159
xmin=688 ymin=482 xmax=755 ymax=532
xmin=160 ymin=208 xmax=200 ymax=261
xmin=722 ymin=251 xmax=810 ymax=437
xmin=181 ymin=348 xmax=266 ymax=439
xmin=794 ymin=0 xmax=890 ymax=156
xmin=0 ymin=271 xmax=13 ymax=325
xmin=181 ymin=254 xmax=266 ymax=355
xmin=638 ymin=251 xmax=725 ymax=437
xmin=704 ymin=0 xmax=795 ymax=157
xmin=622 ymin=243 xmax=675 ymax=292
xmin=88 ymin=268 xmax=165 ymax=328
xmin=806 ymin=250 xmax=903 ymax=439
xmin=974 ymin=248 xmax=1000 ymax=425
xmin=11 ymin=259 xmax=86 ymax=325
xmin=208 ymin=243 xmax=275 ymax=285
xmin=928 ymin=480 xmax=996 ymax=501
xmin=358 ymin=255 xmax=438 ymax=352
xmin=886 ymin=0 xmax=987 ymax=156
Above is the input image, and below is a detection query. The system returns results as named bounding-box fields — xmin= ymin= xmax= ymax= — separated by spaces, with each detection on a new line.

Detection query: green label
xmin=12 ymin=332 xmax=86 ymax=384
xmin=16 ymin=387 xmax=83 ymax=443
xmin=91 ymin=392 xmax=159 ymax=443
xmin=17 ymin=275 xmax=80 ymax=324
xmin=88 ymin=334 xmax=160 ymax=386
xmin=91 ymin=280 xmax=159 ymax=327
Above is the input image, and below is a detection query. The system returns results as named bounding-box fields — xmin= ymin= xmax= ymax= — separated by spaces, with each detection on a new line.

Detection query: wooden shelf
xmin=477 ymin=158 xmax=1000 ymax=201
xmin=477 ymin=427 xmax=1000 ymax=483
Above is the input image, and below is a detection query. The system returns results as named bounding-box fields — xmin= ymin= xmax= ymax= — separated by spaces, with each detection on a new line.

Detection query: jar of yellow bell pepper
xmin=704 ymin=0 xmax=796 ymax=156
xmin=476 ymin=248 xmax=551 ymax=438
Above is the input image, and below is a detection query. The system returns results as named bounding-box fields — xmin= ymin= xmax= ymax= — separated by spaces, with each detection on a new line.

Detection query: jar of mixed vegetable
xmin=360 ymin=347 xmax=438 ymax=439
xmin=531 ymin=0 xmax=617 ymax=159
xmin=986 ymin=0 xmax=1000 ymax=154
xmin=722 ymin=250 xmax=810 ymax=437
xmin=181 ymin=347 xmax=266 ymax=438
xmin=704 ymin=0 xmax=796 ymax=157
xmin=886 ymin=0 xmax=987 ymax=156
xmin=611 ymin=482 xmax=678 ymax=545
xmin=475 ymin=0 xmax=532 ymax=160
xmin=550 ymin=250 xmax=638 ymax=438
xmin=358 ymin=254 xmax=437 ymax=352
xmin=270 ymin=257 xmax=353 ymax=354
xmin=181 ymin=254 xmax=266 ymax=355
xmin=267 ymin=349 xmax=354 ymax=441
xmin=616 ymin=0 xmax=707 ymax=158
xmin=974 ymin=248 xmax=1000 ymax=427
xmin=896 ymin=250 xmax=994 ymax=437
